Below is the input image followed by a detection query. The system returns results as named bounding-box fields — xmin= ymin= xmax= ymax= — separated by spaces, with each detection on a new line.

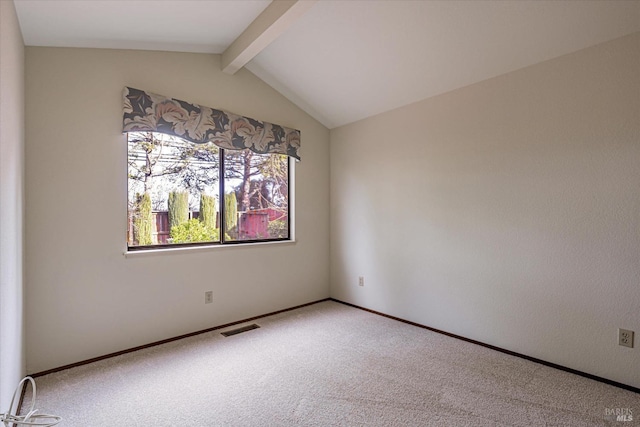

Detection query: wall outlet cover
xmin=618 ymin=329 xmax=634 ymax=348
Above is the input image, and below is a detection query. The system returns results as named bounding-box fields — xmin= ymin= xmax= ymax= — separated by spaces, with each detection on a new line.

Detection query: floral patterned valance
xmin=122 ymin=87 xmax=301 ymax=160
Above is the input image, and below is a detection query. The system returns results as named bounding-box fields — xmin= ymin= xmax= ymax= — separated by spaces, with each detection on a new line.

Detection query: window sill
xmin=123 ymin=239 xmax=296 ymax=258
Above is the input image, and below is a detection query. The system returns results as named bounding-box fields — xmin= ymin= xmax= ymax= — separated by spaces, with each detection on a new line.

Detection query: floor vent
xmin=221 ymin=324 xmax=260 ymax=337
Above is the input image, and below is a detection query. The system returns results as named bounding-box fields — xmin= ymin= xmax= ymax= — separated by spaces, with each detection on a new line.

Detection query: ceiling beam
xmin=222 ymin=0 xmax=317 ymax=75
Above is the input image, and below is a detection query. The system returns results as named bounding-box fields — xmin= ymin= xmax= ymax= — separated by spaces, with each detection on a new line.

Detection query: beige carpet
xmin=23 ymin=301 xmax=639 ymax=426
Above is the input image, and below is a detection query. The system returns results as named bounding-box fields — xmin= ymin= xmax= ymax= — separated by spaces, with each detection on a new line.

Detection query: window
xmin=127 ymin=132 xmax=290 ymax=250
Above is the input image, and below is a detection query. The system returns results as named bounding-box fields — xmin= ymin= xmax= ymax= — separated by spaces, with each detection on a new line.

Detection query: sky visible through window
xmin=127 ymin=132 xmax=289 ymax=247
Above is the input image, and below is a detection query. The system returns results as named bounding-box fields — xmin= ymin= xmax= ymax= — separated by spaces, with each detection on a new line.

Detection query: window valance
xmin=122 ymin=87 xmax=301 ymax=160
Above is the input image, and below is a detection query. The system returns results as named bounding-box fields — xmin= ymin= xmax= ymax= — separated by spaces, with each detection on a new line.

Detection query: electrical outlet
xmin=358 ymin=276 xmax=364 ymax=287
xmin=205 ymin=291 xmax=213 ymax=304
xmin=618 ymin=329 xmax=634 ymax=348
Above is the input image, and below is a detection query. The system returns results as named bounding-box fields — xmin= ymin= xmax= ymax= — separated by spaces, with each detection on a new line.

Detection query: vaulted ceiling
xmin=14 ymin=0 xmax=640 ymax=129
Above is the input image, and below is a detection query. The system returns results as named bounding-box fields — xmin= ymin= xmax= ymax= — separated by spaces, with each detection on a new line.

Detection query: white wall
xmin=330 ymin=33 xmax=640 ymax=388
xmin=25 ymin=48 xmax=330 ymax=373
xmin=0 ymin=0 xmax=26 ymax=408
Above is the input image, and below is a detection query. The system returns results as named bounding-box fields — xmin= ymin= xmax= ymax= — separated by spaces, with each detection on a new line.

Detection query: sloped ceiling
xmin=14 ymin=0 xmax=640 ymax=129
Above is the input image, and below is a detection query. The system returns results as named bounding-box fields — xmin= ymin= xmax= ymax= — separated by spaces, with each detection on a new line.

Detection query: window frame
xmin=126 ymin=132 xmax=293 ymax=252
